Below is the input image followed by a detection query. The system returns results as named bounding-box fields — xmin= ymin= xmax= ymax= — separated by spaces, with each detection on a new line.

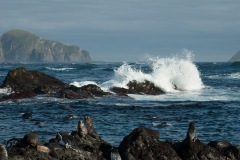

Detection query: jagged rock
xmin=0 ymin=29 xmax=91 ymax=63
xmin=111 ymin=80 xmax=165 ymax=96
xmin=4 ymin=121 xmax=240 ymax=160
xmin=119 ymin=127 xmax=180 ymax=160
xmin=208 ymin=141 xmax=240 ymax=159
xmin=7 ymin=116 xmax=112 ymax=160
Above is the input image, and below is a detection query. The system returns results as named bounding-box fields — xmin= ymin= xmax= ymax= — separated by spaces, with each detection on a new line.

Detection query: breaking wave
xmin=102 ymin=50 xmax=204 ymax=93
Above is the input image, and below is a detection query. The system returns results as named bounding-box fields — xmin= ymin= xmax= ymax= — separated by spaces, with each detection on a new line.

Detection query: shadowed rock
xmin=59 ymin=84 xmax=111 ymax=99
xmin=1 ymin=67 xmax=67 ymax=95
xmin=0 ymin=67 xmax=111 ymax=101
xmin=111 ymin=80 xmax=165 ymax=96
xmin=119 ymin=127 xmax=180 ymax=160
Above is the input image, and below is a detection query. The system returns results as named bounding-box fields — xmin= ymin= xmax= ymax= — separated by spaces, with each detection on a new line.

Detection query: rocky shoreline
xmin=0 ymin=117 xmax=239 ymax=160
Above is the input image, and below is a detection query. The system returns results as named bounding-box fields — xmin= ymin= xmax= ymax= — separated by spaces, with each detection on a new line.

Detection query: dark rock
xmin=5 ymin=120 xmax=240 ymax=160
xmin=7 ymin=116 xmax=112 ymax=160
xmin=0 ymin=29 xmax=91 ymax=63
xmin=119 ymin=127 xmax=180 ymax=160
xmin=22 ymin=112 xmax=33 ymax=119
xmin=59 ymin=84 xmax=111 ymax=99
xmin=0 ymin=67 xmax=112 ymax=101
xmin=0 ymin=67 xmax=66 ymax=101
xmin=1 ymin=67 xmax=67 ymax=95
xmin=173 ymin=122 xmax=228 ymax=160
xmin=208 ymin=141 xmax=240 ymax=159
xmin=111 ymin=80 xmax=165 ymax=96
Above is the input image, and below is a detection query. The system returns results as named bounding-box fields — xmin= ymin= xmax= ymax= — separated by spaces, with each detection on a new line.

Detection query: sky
xmin=1 ymin=0 xmax=240 ymax=62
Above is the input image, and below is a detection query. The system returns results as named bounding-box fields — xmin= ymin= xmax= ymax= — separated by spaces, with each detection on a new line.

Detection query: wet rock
xmin=0 ymin=67 xmax=67 ymax=101
xmin=59 ymin=84 xmax=111 ymax=99
xmin=119 ymin=127 xmax=180 ymax=160
xmin=0 ymin=67 xmax=111 ymax=101
xmin=111 ymin=80 xmax=165 ymax=96
xmin=7 ymin=116 xmax=112 ymax=160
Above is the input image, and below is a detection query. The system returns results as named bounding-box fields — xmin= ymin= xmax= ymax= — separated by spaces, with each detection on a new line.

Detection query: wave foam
xmin=46 ymin=67 xmax=74 ymax=71
xmin=103 ymin=50 xmax=204 ymax=93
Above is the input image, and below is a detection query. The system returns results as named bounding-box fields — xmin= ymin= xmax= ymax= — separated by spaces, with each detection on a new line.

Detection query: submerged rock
xmin=111 ymin=80 xmax=165 ymax=96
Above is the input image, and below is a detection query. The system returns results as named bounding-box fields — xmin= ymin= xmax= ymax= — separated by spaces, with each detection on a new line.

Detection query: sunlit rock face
xmin=0 ymin=29 xmax=91 ymax=63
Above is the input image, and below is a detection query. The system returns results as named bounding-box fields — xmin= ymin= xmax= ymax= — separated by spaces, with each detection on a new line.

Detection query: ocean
xmin=0 ymin=53 xmax=240 ymax=147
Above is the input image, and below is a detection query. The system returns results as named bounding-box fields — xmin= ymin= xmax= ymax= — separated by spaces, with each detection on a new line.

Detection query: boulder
xmin=111 ymin=80 xmax=165 ymax=96
xmin=1 ymin=67 xmax=67 ymax=95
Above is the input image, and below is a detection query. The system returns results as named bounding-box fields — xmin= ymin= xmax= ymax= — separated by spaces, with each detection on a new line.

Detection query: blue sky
xmin=1 ymin=0 xmax=240 ymax=62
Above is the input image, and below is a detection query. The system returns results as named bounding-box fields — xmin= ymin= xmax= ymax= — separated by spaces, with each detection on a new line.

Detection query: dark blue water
xmin=0 ymin=61 xmax=240 ymax=146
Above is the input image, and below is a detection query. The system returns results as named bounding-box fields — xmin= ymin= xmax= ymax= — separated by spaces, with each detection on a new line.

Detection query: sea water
xmin=0 ymin=52 xmax=240 ymax=146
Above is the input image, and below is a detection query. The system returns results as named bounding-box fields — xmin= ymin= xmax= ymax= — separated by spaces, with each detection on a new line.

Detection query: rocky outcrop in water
xmin=0 ymin=67 xmax=109 ymax=101
xmin=111 ymin=80 xmax=165 ymax=96
xmin=0 ymin=67 xmax=167 ymax=101
xmin=3 ymin=120 xmax=240 ymax=160
xmin=0 ymin=29 xmax=91 ymax=63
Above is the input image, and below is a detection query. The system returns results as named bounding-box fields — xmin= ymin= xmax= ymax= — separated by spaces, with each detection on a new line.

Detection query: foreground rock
xmin=2 ymin=119 xmax=240 ymax=160
xmin=119 ymin=128 xmax=180 ymax=160
xmin=6 ymin=116 xmax=112 ymax=160
xmin=0 ymin=29 xmax=91 ymax=63
xmin=0 ymin=67 xmax=110 ymax=101
xmin=111 ymin=80 xmax=165 ymax=96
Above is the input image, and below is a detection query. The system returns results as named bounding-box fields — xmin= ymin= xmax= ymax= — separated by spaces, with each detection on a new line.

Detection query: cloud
xmin=1 ymin=0 xmax=240 ymax=61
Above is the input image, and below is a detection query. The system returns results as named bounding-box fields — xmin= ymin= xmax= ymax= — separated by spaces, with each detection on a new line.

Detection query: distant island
xmin=229 ymin=51 xmax=240 ymax=62
xmin=0 ymin=29 xmax=91 ymax=63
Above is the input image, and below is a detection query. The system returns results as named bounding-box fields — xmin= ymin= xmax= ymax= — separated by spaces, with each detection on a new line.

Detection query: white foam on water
xmin=46 ymin=67 xmax=74 ymax=71
xmin=227 ymin=73 xmax=240 ymax=79
xmin=70 ymin=81 xmax=97 ymax=87
xmin=0 ymin=87 xmax=12 ymax=95
xmin=102 ymin=49 xmax=204 ymax=93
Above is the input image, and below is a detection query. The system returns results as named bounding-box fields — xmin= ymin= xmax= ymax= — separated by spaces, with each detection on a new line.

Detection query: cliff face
xmin=0 ymin=29 xmax=91 ymax=63
xmin=229 ymin=51 xmax=240 ymax=62
xmin=0 ymin=42 xmax=4 ymax=62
